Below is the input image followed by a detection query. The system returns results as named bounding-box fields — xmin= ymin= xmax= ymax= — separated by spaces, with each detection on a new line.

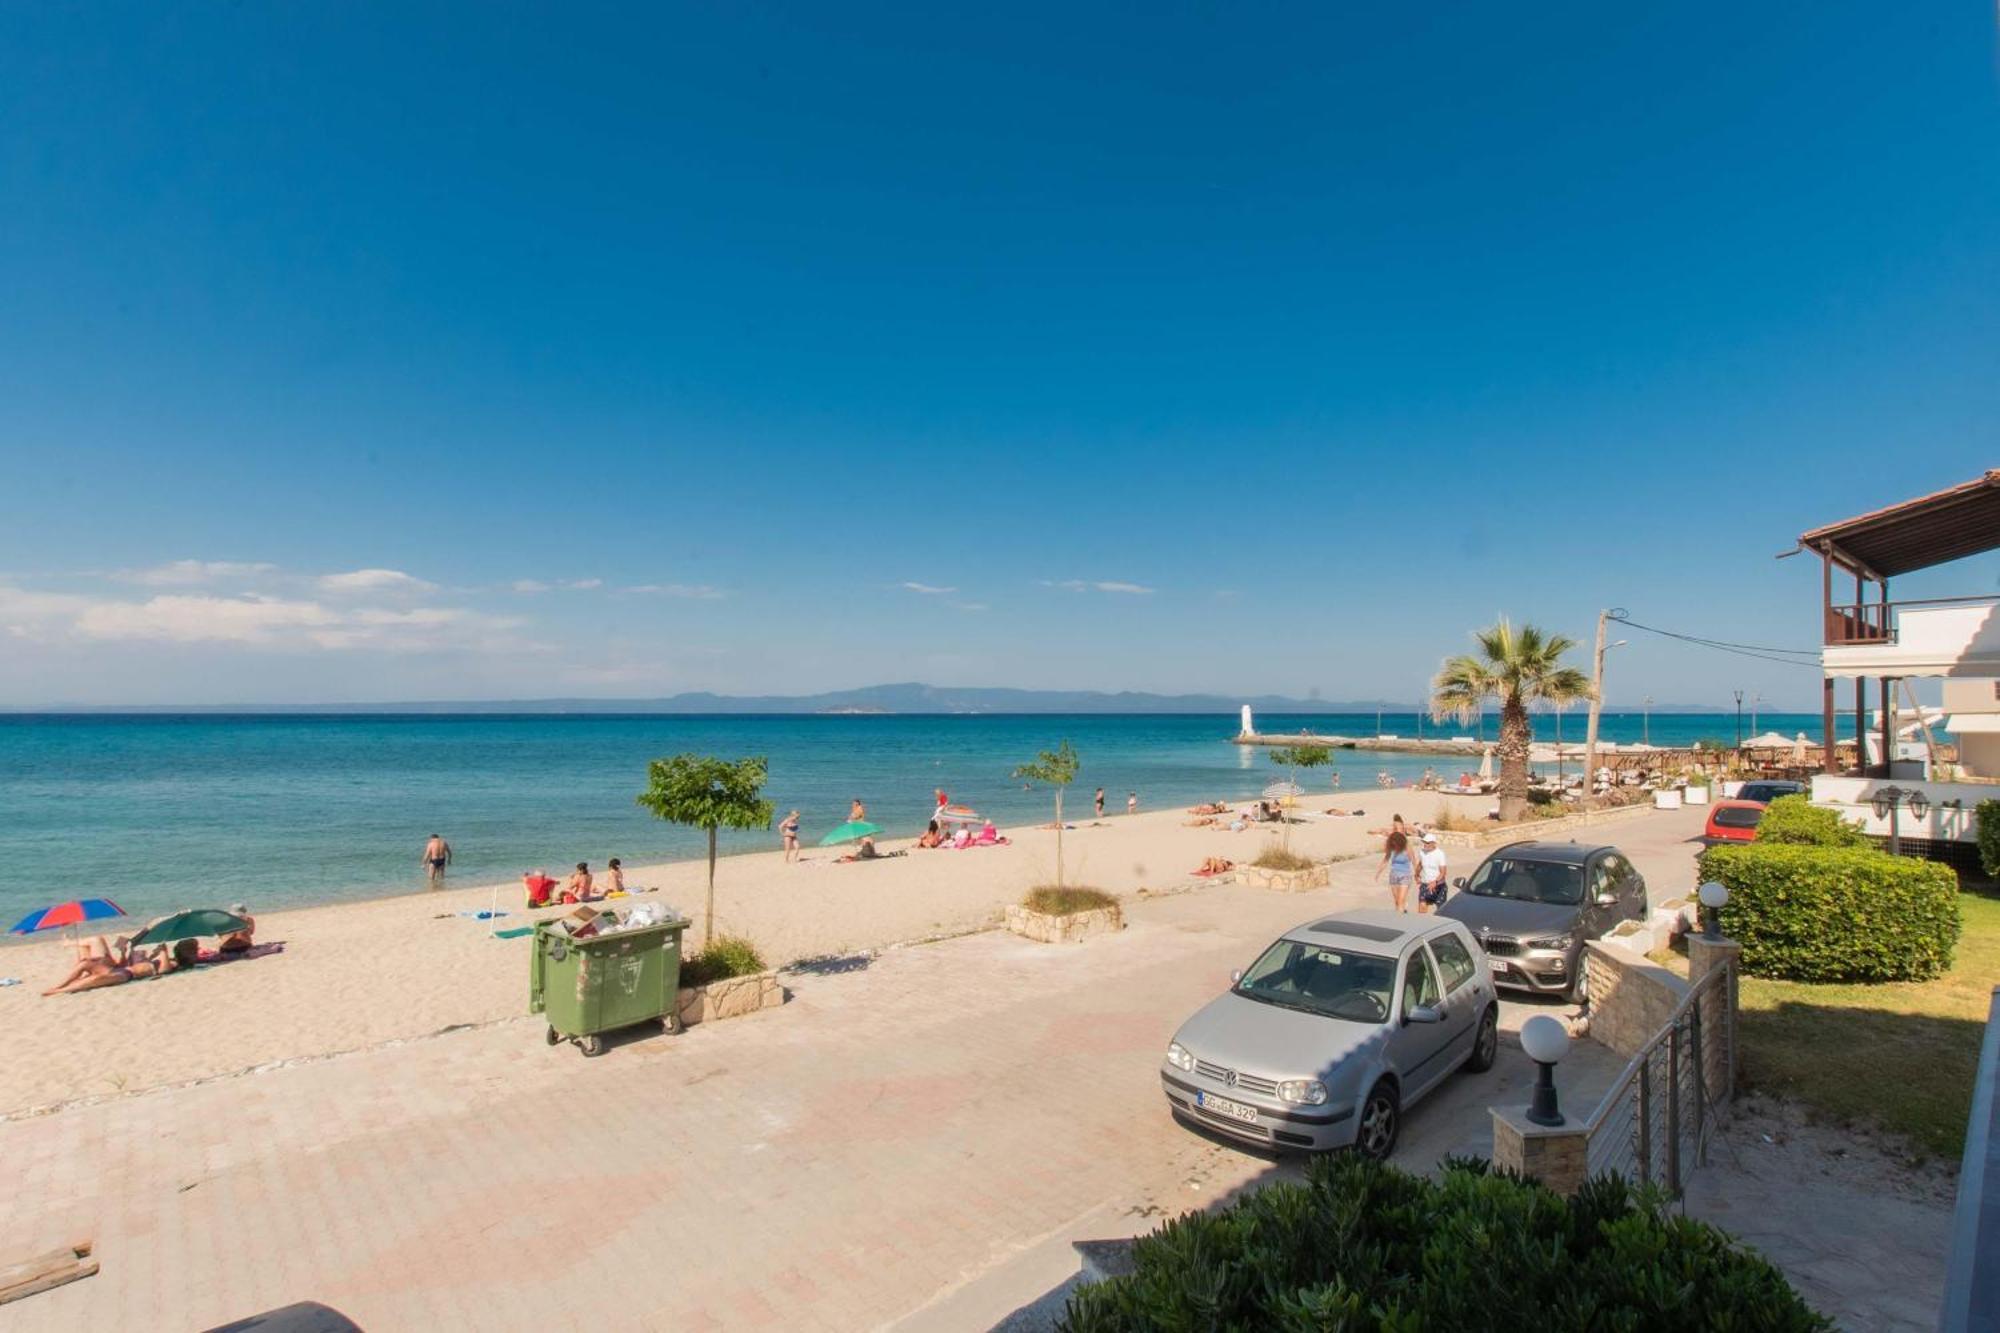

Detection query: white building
xmin=1796 ymin=469 xmax=2000 ymax=858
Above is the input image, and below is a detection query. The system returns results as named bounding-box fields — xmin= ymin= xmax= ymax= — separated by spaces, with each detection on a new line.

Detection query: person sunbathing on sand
xmin=219 ymin=903 xmax=256 ymax=954
xmin=46 ymin=939 xmax=197 ymax=995
xmin=565 ymin=862 xmax=594 ymax=902
xmin=916 ymin=820 xmax=943 ymax=850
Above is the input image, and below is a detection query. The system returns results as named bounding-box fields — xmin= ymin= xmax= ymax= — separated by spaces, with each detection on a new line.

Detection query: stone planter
xmin=1653 ymin=788 xmax=1683 ymax=810
xmin=1683 ymin=784 xmax=1711 ymax=806
xmin=1234 ymin=863 xmax=1330 ymax=892
xmin=1005 ymin=902 xmax=1124 ymax=943
xmin=676 ymin=970 xmax=785 ymax=1027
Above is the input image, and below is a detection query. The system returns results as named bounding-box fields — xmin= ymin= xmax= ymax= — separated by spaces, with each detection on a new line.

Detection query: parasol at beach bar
xmin=818 ymin=820 xmax=883 ymax=847
xmin=1261 ymin=780 xmax=1304 ymax=799
xmin=130 ymin=909 xmax=249 ymax=947
xmin=1477 ymin=747 xmax=1494 ymax=781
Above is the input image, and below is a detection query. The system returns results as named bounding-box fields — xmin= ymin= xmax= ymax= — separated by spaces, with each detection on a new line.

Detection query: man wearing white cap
xmin=219 ymin=902 xmax=256 ymax=954
xmin=1415 ymin=833 xmax=1450 ymax=914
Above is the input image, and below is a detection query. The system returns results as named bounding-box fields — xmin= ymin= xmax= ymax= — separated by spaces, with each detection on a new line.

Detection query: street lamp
xmin=1642 ymin=695 xmax=1653 ymax=747
xmin=1521 ymin=1015 xmax=1570 ymax=1126
xmin=1698 ymin=880 xmax=1730 ymax=939
xmin=1733 ymin=690 xmax=1745 ymax=748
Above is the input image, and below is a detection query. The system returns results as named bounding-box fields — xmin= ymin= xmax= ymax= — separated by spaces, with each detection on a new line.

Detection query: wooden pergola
xmin=1793 ymin=469 xmax=2000 ymax=775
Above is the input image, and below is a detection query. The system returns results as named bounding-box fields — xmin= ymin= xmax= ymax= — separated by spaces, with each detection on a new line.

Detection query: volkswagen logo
xmin=1224 ymin=1069 xmax=1238 ymax=1088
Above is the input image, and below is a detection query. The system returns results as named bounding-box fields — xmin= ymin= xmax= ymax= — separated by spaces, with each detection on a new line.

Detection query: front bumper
xmin=1159 ymin=1070 xmax=1355 ymax=1151
xmin=1484 ymin=946 xmax=1577 ymax=994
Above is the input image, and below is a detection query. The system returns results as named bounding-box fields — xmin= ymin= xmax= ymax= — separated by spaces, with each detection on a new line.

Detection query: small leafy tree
xmin=1265 ymin=745 xmax=1331 ymax=849
xmin=636 ymin=754 xmax=775 ymax=948
xmin=1014 ymin=740 xmax=1081 ymax=888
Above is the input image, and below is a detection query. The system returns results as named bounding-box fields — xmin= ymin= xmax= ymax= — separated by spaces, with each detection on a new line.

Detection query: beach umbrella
xmin=817 ymin=820 xmax=882 ymax=847
xmin=1261 ymin=780 xmax=1303 ymax=799
xmin=129 ymin=909 xmax=247 ymax=947
xmin=8 ymin=898 xmax=126 ymax=936
xmin=1793 ymin=732 xmax=1809 ymax=764
xmin=935 ymin=806 xmax=984 ymax=823
xmin=1743 ymin=731 xmax=1793 ymax=750
xmin=1477 ymin=747 xmax=1494 ymax=781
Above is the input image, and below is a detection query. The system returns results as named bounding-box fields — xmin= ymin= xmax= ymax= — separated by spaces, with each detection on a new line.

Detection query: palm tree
xmin=1430 ymin=619 xmax=1593 ymax=823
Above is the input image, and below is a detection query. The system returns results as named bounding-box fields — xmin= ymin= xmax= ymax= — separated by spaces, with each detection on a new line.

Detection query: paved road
xmin=0 ymin=809 xmax=1707 ymax=1331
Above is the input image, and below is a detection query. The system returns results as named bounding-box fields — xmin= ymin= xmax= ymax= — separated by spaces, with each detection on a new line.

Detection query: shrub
xmin=1023 ymin=885 xmax=1118 ymax=915
xmin=1057 ymin=1155 xmax=1827 ymax=1331
xmin=1699 ymin=843 xmax=1961 ymax=982
xmin=1251 ymin=845 xmax=1315 ymax=871
xmin=1977 ymin=799 xmax=2000 ymax=879
xmin=680 ymin=934 xmax=766 ymax=987
xmin=1754 ymin=794 xmax=1867 ymax=847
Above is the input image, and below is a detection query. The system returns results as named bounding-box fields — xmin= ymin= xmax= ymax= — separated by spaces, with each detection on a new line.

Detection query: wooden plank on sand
xmin=0 ymin=1239 xmax=97 ymax=1306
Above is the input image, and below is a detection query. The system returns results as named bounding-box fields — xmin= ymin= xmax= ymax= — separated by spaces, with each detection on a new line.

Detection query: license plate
xmin=1196 ymin=1091 xmax=1260 ymax=1123
xmin=1488 ymin=958 xmax=1510 ymax=973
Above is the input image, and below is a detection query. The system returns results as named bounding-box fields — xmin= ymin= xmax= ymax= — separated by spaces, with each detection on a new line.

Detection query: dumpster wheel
xmin=579 ymin=1034 xmax=604 ymax=1057
xmin=545 ymin=1025 xmax=561 ymax=1047
xmin=661 ymin=1012 xmax=680 ymax=1035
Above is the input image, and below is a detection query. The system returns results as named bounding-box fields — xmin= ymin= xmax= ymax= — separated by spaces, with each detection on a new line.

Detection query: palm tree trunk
xmin=1496 ymin=695 xmax=1532 ymax=823
xmin=704 ymin=826 xmax=717 ymax=949
xmin=1053 ymin=788 xmax=1065 ymax=887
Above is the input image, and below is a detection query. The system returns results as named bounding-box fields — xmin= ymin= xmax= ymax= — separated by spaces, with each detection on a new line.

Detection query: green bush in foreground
xmin=680 ymin=934 xmax=766 ymax=987
xmin=1700 ymin=843 xmax=1961 ymax=982
xmin=1977 ymin=799 xmax=2000 ymax=879
xmin=1024 ymin=886 xmax=1119 ymax=916
xmin=1059 ymin=1155 xmax=1827 ymax=1332
xmin=1753 ymin=794 xmax=1867 ymax=847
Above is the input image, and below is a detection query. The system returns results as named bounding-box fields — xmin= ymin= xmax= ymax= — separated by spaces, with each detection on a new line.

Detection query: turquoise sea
xmin=0 ymin=712 xmax=1827 ymax=922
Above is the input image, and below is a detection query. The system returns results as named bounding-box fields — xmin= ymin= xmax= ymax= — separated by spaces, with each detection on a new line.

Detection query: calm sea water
xmin=0 ymin=711 xmax=1824 ymax=921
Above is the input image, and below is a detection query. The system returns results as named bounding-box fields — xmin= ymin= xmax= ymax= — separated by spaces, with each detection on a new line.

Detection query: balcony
xmin=1822 ymin=597 xmax=2000 ymax=679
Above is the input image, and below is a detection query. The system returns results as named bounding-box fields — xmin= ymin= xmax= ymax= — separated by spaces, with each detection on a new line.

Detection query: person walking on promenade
xmin=779 ymin=810 xmax=801 ymax=862
xmin=1376 ymin=830 xmax=1415 ymax=914
xmin=1416 ymin=832 xmax=1450 ymax=914
xmin=422 ymin=833 xmax=452 ymax=888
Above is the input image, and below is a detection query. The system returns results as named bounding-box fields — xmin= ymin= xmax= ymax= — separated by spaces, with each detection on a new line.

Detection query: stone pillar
xmin=1687 ymin=933 xmax=1742 ymax=1096
xmin=1491 ymin=1106 xmax=1590 ymax=1196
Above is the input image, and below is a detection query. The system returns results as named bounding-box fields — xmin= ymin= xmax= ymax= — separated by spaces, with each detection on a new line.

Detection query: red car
xmin=1702 ymin=780 xmax=1807 ymax=842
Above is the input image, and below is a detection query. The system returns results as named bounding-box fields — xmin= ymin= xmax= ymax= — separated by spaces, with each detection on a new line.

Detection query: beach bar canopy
xmin=1791 ymin=469 xmax=2000 ymax=774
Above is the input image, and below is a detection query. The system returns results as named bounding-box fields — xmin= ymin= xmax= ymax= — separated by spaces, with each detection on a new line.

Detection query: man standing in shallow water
xmin=422 ymin=832 xmax=452 ymax=888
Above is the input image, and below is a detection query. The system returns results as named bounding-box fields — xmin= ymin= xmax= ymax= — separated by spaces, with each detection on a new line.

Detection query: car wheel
xmin=1356 ymin=1082 xmax=1400 ymax=1161
xmin=1567 ymin=962 xmax=1590 ymax=1006
xmin=1465 ymin=1005 xmax=1499 ymax=1073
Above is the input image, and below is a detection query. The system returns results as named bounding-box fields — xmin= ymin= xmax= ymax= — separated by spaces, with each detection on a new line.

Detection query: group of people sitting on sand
xmin=523 ymin=859 xmax=630 ymax=908
xmin=44 ymin=904 xmax=258 ymax=996
xmin=1183 ymin=799 xmax=1290 ymax=831
xmin=914 ymin=818 xmax=1010 ymax=851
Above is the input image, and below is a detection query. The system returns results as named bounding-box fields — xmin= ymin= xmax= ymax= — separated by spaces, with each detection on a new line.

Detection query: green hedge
xmin=1977 ymin=799 xmax=2000 ymax=879
xmin=1058 ymin=1155 xmax=1827 ymax=1331
xmin=1753 ymin=794 xmax=1867 ymax=847
xmin=679 ymin=934 xmax=765 ymax=988
xmin=1699 ymin=843 xmax=1961 ymax=982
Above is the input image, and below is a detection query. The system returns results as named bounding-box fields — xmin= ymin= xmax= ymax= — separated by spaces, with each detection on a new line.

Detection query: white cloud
xmin=317 ymin=568 xmax=435 ymax=595
xmin=513 ymin=578 xmax=605 ymax=594
xmin=117 ymin=560 xmax=278 ymax=586
xmin=902 ymin=581 xmax=957 ymax=595
xmin=625 ymin=583 xmax=726 ymax=599
xmin=75 ymin=594 xmax=336 ymax=644
xmin=951 ymin=601 xmax=989 ymax=612
xmin=1041 ymin=579 xmax=1156 ymax=595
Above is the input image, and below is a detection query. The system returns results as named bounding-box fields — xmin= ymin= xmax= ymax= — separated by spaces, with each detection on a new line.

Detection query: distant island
xmin=11 ymin=681 xmax=1760 ymax=715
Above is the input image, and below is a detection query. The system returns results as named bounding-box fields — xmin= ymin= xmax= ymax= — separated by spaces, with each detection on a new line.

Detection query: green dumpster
xmin=530 ymin=915 xmax=690 ymax=1056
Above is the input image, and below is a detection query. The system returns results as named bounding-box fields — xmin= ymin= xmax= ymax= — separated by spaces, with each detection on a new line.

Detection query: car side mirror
xmin=1230 ymin=969 xmax=1243 ymax=984
xmin=1452 ymin=876 xmax=1467 ymax=890
xmin=1405 ymin=1004 xmax=1443 ymax=1025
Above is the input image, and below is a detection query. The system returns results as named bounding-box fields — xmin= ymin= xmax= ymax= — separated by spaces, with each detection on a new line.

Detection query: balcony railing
xmin=1822 ymin=594 xmax=1999 ymax=647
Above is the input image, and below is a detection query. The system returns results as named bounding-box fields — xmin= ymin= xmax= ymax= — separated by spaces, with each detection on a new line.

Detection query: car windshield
xmin=1739 ymin=783 xmax=1795 ymax=803
xmin=1234 ymin=940 xmax=1396 ymax=1024
xmin=1465 ymin=856 xmax=1585 ymax=906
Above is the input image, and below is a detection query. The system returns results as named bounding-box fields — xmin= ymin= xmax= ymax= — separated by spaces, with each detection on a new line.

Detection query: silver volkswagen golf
xmin=1159 ymin=909 xmax=1498 ymax=1158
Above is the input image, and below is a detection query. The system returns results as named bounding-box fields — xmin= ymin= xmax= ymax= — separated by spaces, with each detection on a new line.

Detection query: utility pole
xmin=1581 ymin=610 xmax=1626 ymax=803
xmin=1751 ymin=692 xmax=1763 ymax=738
xmin=1642 ymin=696 xmax=1652 ymax=747
xmin=1733 ymin=690 xmax=1744 ymax=748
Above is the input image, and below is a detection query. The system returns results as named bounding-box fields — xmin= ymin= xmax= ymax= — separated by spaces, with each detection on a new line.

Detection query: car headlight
xmin=1278 ymin=1079 xmax=1328 ymax=1105
xmin=1527 ymin=932 xmax=1576 ymax=950
xmin=1166 ymin=1041 xmax=1195 ymax=1072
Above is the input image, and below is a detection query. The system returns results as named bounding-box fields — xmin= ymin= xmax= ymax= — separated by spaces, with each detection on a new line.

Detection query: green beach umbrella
xmin=130 ymin=909 xmax=248 ymax=947
xmin=817 ymin=820 xmax=882 ymax=847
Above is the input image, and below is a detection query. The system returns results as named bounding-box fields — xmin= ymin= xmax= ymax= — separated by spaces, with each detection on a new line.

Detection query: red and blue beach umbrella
xmin=8 ymin=898 xmax=127 ymax=936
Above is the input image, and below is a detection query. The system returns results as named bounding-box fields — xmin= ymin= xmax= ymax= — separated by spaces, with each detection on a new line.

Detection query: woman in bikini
xmin=779 ymin=811 xmax=801 ymax=861
xmin=46 ymin=939 xmax=197 ymax=995
xmin=565 ymin=862 xmax=594 ymax=902
xmin=603 ymin=859 xmax=626 ymax=894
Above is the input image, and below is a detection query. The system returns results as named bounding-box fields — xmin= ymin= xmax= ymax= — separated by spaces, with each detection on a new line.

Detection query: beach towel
xmin=194 ymin=942 xmax=286 ymax=965
xmin=0 ymin=978 xmax=20 ymax=988
xmin=493 ymin=926 xmax=536 ymax=940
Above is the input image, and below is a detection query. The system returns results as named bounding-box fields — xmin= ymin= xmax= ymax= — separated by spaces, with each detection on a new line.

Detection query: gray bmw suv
xmin=1437 ymin=840 xmax=1646 ymax=1003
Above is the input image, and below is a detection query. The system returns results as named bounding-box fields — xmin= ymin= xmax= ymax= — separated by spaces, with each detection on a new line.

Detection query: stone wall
xmin=1583 ymin=937 xmax=1689 ymax=1061
xmin=1233 ymin=863 xmax=1331 ymax=892
xmin=676 ymin=970 xmax=785 ymax=1026
xmin=1004 ymin=903 xmax=1124 ymax=943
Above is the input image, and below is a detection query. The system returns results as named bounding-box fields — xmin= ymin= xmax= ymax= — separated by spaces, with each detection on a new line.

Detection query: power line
xmin=1606 ymin=610 xmax=1821 ymax=669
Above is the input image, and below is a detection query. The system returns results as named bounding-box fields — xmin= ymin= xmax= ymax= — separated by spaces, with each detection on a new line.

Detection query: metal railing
xmin=1582 ymin=962 xmax=1735 ymax=1194
xmin=1941 ymin=985 xmax=2000 ymax=1332
xmin=1823 ymin=593 xmax=2000 ymax=646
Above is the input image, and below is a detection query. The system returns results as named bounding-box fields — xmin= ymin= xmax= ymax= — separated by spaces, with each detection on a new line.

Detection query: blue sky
xmin=0 ymin=3 xmax=1994 ymax=708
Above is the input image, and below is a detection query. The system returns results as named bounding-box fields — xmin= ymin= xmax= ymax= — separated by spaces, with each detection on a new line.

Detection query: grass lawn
xmin=1667 ymin=890 xmax=1999 ymax=1160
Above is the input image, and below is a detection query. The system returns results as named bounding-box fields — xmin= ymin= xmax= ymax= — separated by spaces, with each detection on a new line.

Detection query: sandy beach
xmin=0 ymin=784 xmax=1485 ymax=1114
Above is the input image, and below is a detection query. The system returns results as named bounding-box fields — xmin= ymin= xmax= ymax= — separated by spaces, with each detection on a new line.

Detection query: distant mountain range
xmin=16 ymin=681 xmax=1762 ymax=715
